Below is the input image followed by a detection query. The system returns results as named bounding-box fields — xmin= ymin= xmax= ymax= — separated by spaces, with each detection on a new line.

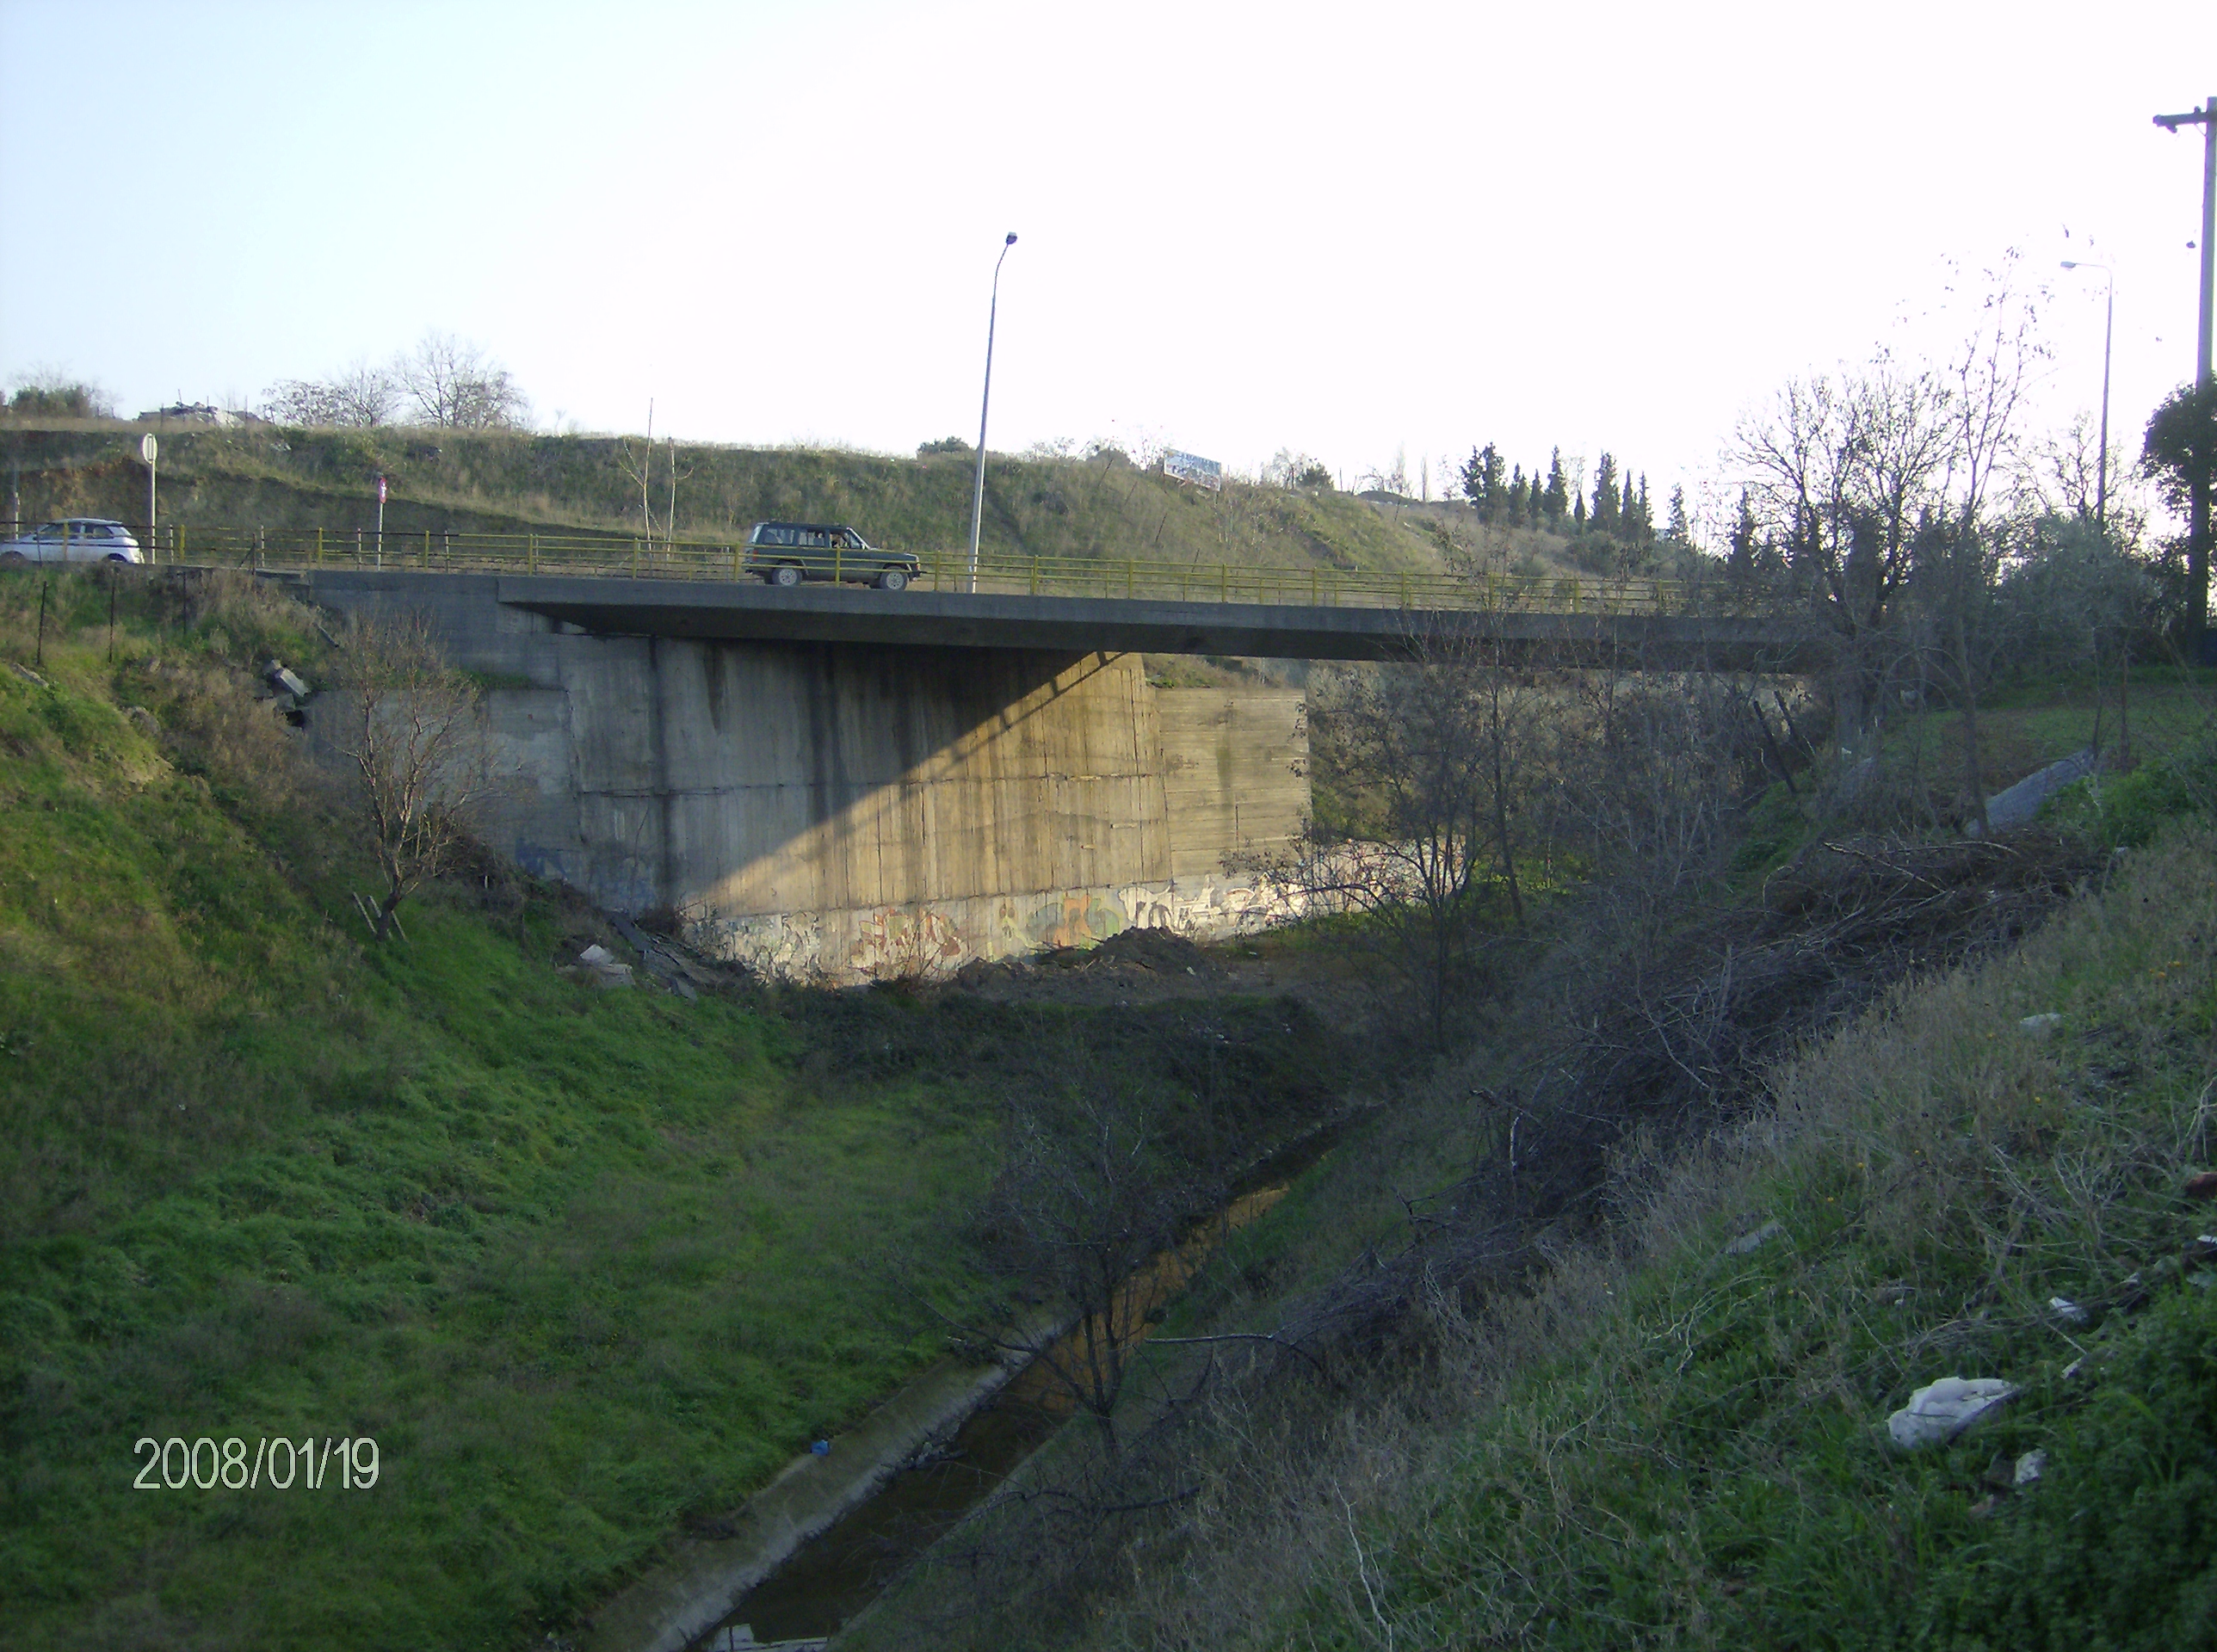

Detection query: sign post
xmin=374 ymin=473 xmax=387 ymax=568
xmin=139 ymin=434 xmax=158 ymax=555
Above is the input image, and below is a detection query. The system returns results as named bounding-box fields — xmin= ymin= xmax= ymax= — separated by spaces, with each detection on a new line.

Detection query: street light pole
xmin=2060 ymin=261 xmax=2115 ymax=528
xmin=966 ymin=232 xmax=1018 ymax=594
xmin=2153 ymin=96 xmax=2215 ymax=651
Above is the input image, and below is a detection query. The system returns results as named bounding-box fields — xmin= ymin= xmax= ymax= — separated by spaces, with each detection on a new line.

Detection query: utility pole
xmin=2154 ymin=96 xmax=2215 ymax=653
xmin=967 ymin=232 xmax=1018 ymax=595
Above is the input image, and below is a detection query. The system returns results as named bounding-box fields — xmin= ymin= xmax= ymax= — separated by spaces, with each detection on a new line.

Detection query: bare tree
xmin=262 ymin=360 xmax=395 ymax=428
xmin=1556 ymin=667 xmax=1748 ymax=888
xmin=973 ymin=1087 xmax=1204 ymax=1456
xmin=1262 ymin=448 xmax=1331 ymax=490
xmin=1263 ymin=635 xmax=1543 ymax=1047
xmin=336 ymin=613 xmax=489 ymax=940
xmin=1917 ymin=272 xmax=2047 ymax=829
xmin=662 ymin=435 xmax=691 ymax=551
xmin=1732 ymin=266 xmax=2053 ymax=806
xmin=1731 ymin=360 xmax=1953 ymax=740
xmin=615 ymin=401 xmax=663 ymax=546
xmin=391 ymin=332 xmax=528 ymax=429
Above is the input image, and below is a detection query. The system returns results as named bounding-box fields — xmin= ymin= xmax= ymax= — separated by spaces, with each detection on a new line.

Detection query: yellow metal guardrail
xmin=24 ymin=522 xmax=1715 ymax=617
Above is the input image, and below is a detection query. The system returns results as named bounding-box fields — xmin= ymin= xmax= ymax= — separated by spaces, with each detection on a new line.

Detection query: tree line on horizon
xmin=1458 ymin=442 xmax=1691 ymax=551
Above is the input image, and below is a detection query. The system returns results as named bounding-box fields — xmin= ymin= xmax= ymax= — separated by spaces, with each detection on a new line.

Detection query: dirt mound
xmin=947 ymin=926 xmax=1238 ymax=1002
xmin=1085 ymin=927 xmax=1221 ymax=976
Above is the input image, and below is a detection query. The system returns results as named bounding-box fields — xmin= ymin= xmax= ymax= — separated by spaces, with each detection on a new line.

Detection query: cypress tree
xmin=1665 ymin=484 xmax=1690 ymax=545
xmin=1506 ymin=464 xmax=1528 ymax=524
xmin=1542 ymin=448 xmax=1570 ymax=527
xmin=1626 ymin=474 xmax=1652 ymax=545
xmin=1728 ymin=488 xmax=1759 ymax=585
xmin=1461 ymin=443 xmax=1507 ymax=521
xmin=1590 ymin=452 xmax=1621 ymax=537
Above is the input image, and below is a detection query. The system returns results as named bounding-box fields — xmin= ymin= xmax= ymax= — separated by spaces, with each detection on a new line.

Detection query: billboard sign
xmin=1164 ymin=450 xmax=1223 ymax=492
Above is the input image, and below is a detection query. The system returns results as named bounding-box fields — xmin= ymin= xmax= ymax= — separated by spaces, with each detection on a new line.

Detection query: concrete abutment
xmin=290 ymin=571 xmax=1306 ymax=981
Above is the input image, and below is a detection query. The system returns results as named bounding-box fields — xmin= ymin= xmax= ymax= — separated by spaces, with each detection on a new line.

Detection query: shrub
xmin=2046 ymin=727 xmax=2217 ymax=847
xmin=7 ymin=373 xmax=114 ymax=419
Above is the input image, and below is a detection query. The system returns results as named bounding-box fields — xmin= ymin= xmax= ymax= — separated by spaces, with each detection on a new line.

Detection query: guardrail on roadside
xmin=3 ymin=521 xmax=1745 ymax=618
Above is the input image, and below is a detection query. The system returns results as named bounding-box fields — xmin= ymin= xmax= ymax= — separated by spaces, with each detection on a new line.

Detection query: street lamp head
xmin=1004 ymin=232 xmax=1018 ymax=245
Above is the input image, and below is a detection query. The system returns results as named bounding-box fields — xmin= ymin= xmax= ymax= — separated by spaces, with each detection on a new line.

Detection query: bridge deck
xmin=279 ymin=569 xmax=1822 ymax=669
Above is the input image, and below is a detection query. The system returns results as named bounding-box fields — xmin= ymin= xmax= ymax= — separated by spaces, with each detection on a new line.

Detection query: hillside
xmin=2 ymin=418 xmax=1468 ymax=578
xmin=0 ymin=564 xmax=1356 ymax=1649
xmin=836 ymin=707 xmax=2217 ymax=1649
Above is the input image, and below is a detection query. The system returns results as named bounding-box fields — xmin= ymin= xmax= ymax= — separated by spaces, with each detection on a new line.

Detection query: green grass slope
xmin=0 ymin=569 xmax=1328 ymax=1652
xmin=0 ymin=572 xmax=1010 ymax=1648
xmin=0 ymin=564 xmax=1354 ymax=1649
xmin=1244 ymin=760 xmax=2217 ymax=1649
xmin=3 ymin=422 xmax=1448 ymax=577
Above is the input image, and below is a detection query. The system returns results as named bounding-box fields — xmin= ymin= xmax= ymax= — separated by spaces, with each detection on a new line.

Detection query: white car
xmin=0 ymin=519 xmax=144 ymax=564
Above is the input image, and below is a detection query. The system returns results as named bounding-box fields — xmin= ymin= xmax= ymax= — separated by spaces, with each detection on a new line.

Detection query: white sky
xmin=3 ymin=0 xmax=2213 ymax=523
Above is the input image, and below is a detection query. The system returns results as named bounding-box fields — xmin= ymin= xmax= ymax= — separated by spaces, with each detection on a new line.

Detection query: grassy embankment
xmin=837 ymin=677 xmax=2217 ymax=1650
xmin=1251 ymin=751 xmax=2217 ymax=1649
xmin=1201 ymin=746 xmax=2217 ymax=1647
xmin=1866 ymin=667 xmax=2214 ymax=810
xmin=0 ymin=566 xmax=1349 ymax=1649
xmin=1 ymin=421 xmax=1459 ymax=578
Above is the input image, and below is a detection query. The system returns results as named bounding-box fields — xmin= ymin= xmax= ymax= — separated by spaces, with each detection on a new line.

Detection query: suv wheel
xmin=770 ymin=564 xmax=802 ymax=588
xmin=876 ymin=567 xmax=909 ymax=592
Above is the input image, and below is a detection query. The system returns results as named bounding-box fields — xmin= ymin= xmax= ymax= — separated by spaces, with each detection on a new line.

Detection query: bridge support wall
xmin=293 ymin=572 xmax=1306 ymax=981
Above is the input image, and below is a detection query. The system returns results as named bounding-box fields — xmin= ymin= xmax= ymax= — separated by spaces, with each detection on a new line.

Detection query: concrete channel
xmin=577 ymin=1321 xmax=1061 ymax=1652
xmin=581 ymin=1124 xmax=1339 ymax=1651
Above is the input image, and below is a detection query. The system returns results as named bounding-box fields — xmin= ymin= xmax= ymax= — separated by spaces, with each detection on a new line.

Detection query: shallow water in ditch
xmin=699 ymin=1134 xmax=1333 ymax=1648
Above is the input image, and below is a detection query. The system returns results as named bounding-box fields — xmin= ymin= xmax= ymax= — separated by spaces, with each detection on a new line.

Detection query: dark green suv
xmin=744 ymin=521 xmax=923 ymax=590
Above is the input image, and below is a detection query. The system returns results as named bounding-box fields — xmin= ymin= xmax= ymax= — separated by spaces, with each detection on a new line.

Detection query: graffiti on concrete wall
xmin=845 ymin=903 xmax=968 ymax=977
xmin=684 ymin=870 xmax=1293 ymax=984
xmin=1023 ymin=891 xmax=1129 ymax=951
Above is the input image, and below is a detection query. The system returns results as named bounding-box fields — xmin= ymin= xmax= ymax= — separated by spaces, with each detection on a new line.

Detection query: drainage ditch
xmin=692 ymin=1128 xmax=1341 ymax=1649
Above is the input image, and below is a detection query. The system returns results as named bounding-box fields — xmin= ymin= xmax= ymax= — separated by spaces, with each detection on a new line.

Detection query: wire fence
xmin=2 ymin=520 xmax=1750 ymax=617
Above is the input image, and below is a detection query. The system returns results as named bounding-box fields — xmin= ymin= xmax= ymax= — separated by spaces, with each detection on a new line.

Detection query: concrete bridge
xmin=282 ymin=568 xmax=1820 ymax=981
xmin=493 ymin=572 xmax=1816 ymax=671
